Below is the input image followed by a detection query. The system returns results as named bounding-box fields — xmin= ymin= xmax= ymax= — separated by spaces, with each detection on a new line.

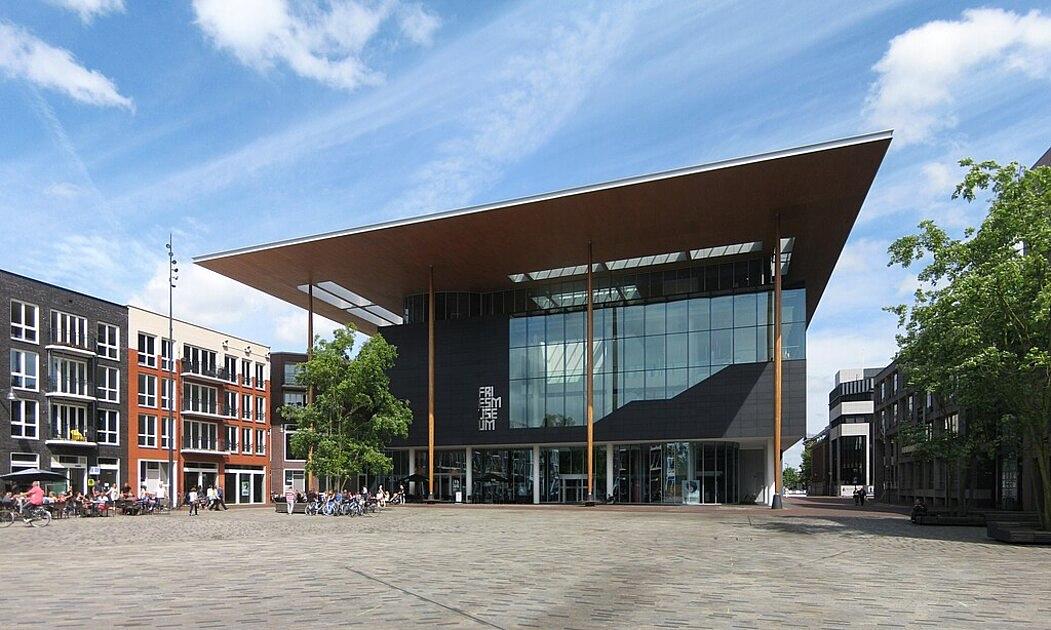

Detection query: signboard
xmin=478 ymin=386 xmax=501 ymax=431
xmin=241 ymin=480 xmax=250 ymax=497
xmin=89 ymin=466 xmax=100 ymax=475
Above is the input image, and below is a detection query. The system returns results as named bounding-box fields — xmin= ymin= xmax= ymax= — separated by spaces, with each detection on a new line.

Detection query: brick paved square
xmin=1 ymin=499 xmax=1049 ymax=628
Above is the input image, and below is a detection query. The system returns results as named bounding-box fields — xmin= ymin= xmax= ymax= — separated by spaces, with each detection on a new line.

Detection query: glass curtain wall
xmin=611 ymin=442 xmax=739 ymax=504
xmin=510 ymin=289 xmax=804 ymax=428
xmin=413 ymin=449 xmax=467 ymax=501
xmin=470 ymin=448 xmax=534 ymax=503
xmin=539 ymin=447 xmax=587 ymax=503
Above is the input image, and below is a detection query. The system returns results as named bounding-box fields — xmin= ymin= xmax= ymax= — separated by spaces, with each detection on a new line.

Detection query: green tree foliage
xmin=280 ymin=326 xmax=412 ymax=490
xmin=887 ymin=159 xmax=1051 ymax=527
xmin=782 ymin=466 xmax=802 ymax=491
xmin=799 ymin=442 xmax=813 ymax=491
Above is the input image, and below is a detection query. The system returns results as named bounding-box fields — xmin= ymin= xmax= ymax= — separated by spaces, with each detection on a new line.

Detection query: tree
xmin=782 ymin=466 xmax=802 ymax=491
xmin=280 ymin=326 xmax=412 ymax=490
xmin=887 ymin=159 xmax=1051 ymax=528
xmin=799 ymin=442 xmax=813 ymax=492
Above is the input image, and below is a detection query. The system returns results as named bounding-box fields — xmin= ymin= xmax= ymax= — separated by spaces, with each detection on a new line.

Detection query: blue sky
xmin=2 ymin=1 xmax=1050 ymax=465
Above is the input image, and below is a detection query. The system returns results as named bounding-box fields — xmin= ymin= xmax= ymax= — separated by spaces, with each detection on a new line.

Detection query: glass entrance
xmin=540 ymin=447 xmax=585 ymax=503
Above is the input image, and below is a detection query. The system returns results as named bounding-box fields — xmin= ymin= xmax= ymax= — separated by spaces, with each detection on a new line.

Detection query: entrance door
xmin=560 ymin=475 xmax=587 ymax=503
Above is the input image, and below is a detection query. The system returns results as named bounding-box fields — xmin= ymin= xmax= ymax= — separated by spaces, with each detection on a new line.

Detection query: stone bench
xmin=273 ymin=501 xmax=308 ymax=514
xmin=987 ymin=521 xmax=1051 ymax=545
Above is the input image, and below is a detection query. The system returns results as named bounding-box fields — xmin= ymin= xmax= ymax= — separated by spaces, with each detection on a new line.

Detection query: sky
xmin=2 ymin=1 xmax=1050 ymax=466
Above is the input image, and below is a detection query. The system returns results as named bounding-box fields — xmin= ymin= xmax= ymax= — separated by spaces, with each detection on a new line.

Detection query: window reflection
xmin=508 ymin=289 xmax=806 ymax=429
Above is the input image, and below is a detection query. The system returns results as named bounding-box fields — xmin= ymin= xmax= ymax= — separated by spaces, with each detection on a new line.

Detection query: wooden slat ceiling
xmin=195 ymin=132 xmax=892 ymax=334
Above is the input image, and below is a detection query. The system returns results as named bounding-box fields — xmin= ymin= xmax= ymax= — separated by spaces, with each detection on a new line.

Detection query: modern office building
xmin=268 ymin=351 xmax=307 ymax=496
xmin=1 ymin=269 xmax=128 ymax=494
xmin=196 ymin=132 xmax=892 ymax=505
xmin=127 ymin=306 xmax=271 ymax=504
xmin=807 ymin=368 xmax=880 ymax=496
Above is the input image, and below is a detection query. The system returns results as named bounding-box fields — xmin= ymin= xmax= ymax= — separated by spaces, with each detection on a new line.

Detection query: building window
xmin=254 ymin=362 xmax=265 ymax=388
xmin=256 ymin=396 xmax=265 ymax=422
xmin=50 ymin=403 xmax=88 ymax=441
xmin=241 ymin=394 xmax=251 ymax=420
xmin=10 ymin=300 xmax=39 ymax=343
xmin=283 ymin=363 xmax=303 ymax=385
xmin=241 ymin=359 xmax=251 ymax=385
xmin=284 ymin=428 xmax=303 ymax=461
xmin=226 ymin=426 xmax=238 ymax=452
xmin=182 ymin=382 xmax=218 ymax=415
xmin=138 ymin=414 xmax=157 ymax=447
xmin=159 ymin=338 xmax=173 ymax=371
xmin=182 ymin=419 xmax=219 ymax=451
xmin=11 ymin=399 xmax=38 ymax=439
xmin=49 ymin=357 xmax=88 ymax=396
xmin=183 ymin=344 xmax=217 ymax=376
xmin=284 ymin=469 xmax=305 ymax=493
xmin=138 ymin=333 xmax=157 ymax=367
xmin=255 ymin=429 xmax=265 ymax=455
xmin=96 ymin=322 xmax=119 ymax=360
xmin=224 ymin=355 xmax=238 ymax=383
xmin=10 ymin=348 xmax=38 ymax=390
xmin=97 ymin=365 xmax=119 ymax=402
xmin=50 ymin=310 xmax=88 ymax=348
xmin=138 ymin=374 xmax=157 ymax=407
xmin=283 ymin=391 xmax=305 ymax=407
xmin=10 ymin=452 xmax=39 ymax=473
xmin=160 ymin=416 xmax=174 ymax=449
xmin=161 ymin=378 xmax=174 ymax=411
xmin=242 ymin=427 xmax=252 ymax=454
xmin=96 ymin=409 xmax=119 ymax=445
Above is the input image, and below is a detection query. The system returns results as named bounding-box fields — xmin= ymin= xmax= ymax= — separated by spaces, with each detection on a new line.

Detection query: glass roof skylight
xmin=297 ymin=282 xmax=404 ymax=326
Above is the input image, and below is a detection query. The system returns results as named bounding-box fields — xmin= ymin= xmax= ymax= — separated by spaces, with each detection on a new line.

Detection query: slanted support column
xmin=605 ymin=444 xmax=614 ymax=501
xmin=427 ymin=266 xmax=436 ymax=502
xmin=772 ymin=223 xmax=784 ymax=509
xmin=585 ymin=241 xmax=596 ymax=506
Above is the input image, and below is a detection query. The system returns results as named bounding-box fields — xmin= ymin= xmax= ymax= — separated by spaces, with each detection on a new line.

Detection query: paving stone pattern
xmin=1 ymin=498 xmax=1049 ymax=629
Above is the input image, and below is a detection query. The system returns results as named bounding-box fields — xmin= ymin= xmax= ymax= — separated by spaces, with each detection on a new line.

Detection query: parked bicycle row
xmin=274 ymin=485 xmax=405 ymax=516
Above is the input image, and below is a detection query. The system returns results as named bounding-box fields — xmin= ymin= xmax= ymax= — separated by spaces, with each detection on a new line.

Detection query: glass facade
xmin=509 ymin=289 xmax=805 ymax=428
xmin=612 ymin=442 xmax=738 ymax=504
xmin=470 ymin=448 xmax=534 ymax=503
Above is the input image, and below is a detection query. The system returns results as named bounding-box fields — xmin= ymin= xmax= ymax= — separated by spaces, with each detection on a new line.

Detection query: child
xmin=284 ymin=485 xmax=297 ymax=515
xmin=188 ymin=486 xmax=199 ymax=516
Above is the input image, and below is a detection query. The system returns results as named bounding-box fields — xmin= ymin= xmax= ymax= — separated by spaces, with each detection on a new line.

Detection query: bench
xmin=273 ymin=501 xmax=308 ymax=514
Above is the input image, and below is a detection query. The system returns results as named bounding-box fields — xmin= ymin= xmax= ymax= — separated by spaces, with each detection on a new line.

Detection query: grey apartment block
xmin=269 ymin=351 xmax=307 ymax=494
xmin=1 ymin=269 xmax=129 ymax=493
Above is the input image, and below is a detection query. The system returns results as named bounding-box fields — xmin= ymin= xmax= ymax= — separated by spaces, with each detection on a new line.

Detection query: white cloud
xmin=0 ymin=21 xmax=133 ymax=109
xmin=866 ymin=8 xmax=1051 ymax=145
xmin=44 ymin=181 xmax=85 ymax=198
xmin=191 ymin=0 xmax=439 ymax=91
xmin=44 ymin=0 xmax=126 ymax=23
xmin=387 ymin=6 xmax=637 ymax=214
xmin=919 ymin=161 xmax=957 ymax=196
xmin=397 ymin=3 xmax=440 ymax=46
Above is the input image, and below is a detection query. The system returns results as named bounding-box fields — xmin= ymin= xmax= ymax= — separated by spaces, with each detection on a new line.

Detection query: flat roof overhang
xmin=195 ymin=131 xmax=892 ymax=334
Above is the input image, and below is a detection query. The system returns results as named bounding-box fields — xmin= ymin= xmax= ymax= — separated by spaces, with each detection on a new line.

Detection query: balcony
xmin=46 ymin=331 xmax=95 ymax=357
xmin=180 ymin=439 xmax=225 ymax=455
xmin=46 ymin=426 xmax=97 ymax=448
xmin=181 ymin=399 xmax=232 ymax=420
xmin=181 ymin=361 xmax=232 ymax=385
xmin=46 ymin=381 xmax=95 ymax=402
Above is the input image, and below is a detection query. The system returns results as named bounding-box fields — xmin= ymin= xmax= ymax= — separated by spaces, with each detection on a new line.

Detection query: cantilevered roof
xmin=195 ymin=130 xmax=892 ymax=334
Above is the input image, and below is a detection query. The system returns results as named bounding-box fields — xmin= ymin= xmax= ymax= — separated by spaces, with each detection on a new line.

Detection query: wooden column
xmin=772 ymin=225 xmax=784 ymax=509
xmin=427 ymin=266 xmax=436 ymax=501
xmin=306 ymin=283 xmax=315 ymax=492
xmin=585 ymin=241 xmax=596 ymax=505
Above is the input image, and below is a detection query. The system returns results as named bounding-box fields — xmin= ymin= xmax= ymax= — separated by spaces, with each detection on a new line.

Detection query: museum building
xmin=196 ymin=131 xmax=892 ymax=505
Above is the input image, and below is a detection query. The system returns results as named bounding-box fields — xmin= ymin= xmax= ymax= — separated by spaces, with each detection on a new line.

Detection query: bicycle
xmin=0 ymin=503 xmax=53 ymax=528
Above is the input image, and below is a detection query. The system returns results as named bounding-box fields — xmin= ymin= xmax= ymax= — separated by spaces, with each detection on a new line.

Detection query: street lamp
xmin=165 ymin=235 xmax=179 ymax=509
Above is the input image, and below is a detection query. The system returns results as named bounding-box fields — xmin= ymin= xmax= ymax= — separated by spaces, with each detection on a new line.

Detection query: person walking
xmin=216 ymin=485 xmax=228 ymax=510
xmin=188 ymin=486 xmax=199 ymax=516
xmin=284 ymin=485 xmax=297 ymax=515
xmin=859 ymin=486 xmax=867 ymax=507
xmin=206 ymin=485 xmax=217 ymax=510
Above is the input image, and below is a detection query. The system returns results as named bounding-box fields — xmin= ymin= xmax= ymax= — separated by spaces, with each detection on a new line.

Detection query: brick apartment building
xmin=2 ymin=269 xmax=129 ymax=494
xmin=127 ymin=306 xmax=271 ymax=504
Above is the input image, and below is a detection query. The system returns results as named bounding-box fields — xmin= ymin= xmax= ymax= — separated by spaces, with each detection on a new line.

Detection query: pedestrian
xmin=853 ymin=488 xmax=860 ymax=506
xmin=859 ymin=486 xmax=867 ymax=507
xmin=284 ymin=485 xmax=297 ymax=515
xmin=216 ymin=485 xmax=228 ymax=510
xmin=206 ymin=485 xmax=217 ymax=510
xmin=188 ymin=486 xmax=199 ymax=516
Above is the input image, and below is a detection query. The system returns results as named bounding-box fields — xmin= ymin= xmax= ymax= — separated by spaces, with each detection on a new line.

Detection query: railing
xmin=50 ymin=423 xmax=92 ymax=442
xmin=182 ymin=361 xmax=231 ymax=381
xmin=49 ymin=331 xmax=93 ymax=351
xmin=829 ymin=378 xmax=874 ymax=405
xmin=182 ymin=436 xmax=223 ymax=451
xmin=181 ymin=399 xmax=231 ymax=416
xmin=47 ymin=380 xmax=92 ymax=397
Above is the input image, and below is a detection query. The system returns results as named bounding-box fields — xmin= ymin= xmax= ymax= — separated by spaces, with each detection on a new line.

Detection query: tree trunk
xmin=1036 ymin=447 xmax=1051 ymax=530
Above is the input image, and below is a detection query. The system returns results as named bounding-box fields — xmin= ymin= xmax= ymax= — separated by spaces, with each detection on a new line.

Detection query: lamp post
xmin=165 ymin=235 xmax=179 ymax=509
